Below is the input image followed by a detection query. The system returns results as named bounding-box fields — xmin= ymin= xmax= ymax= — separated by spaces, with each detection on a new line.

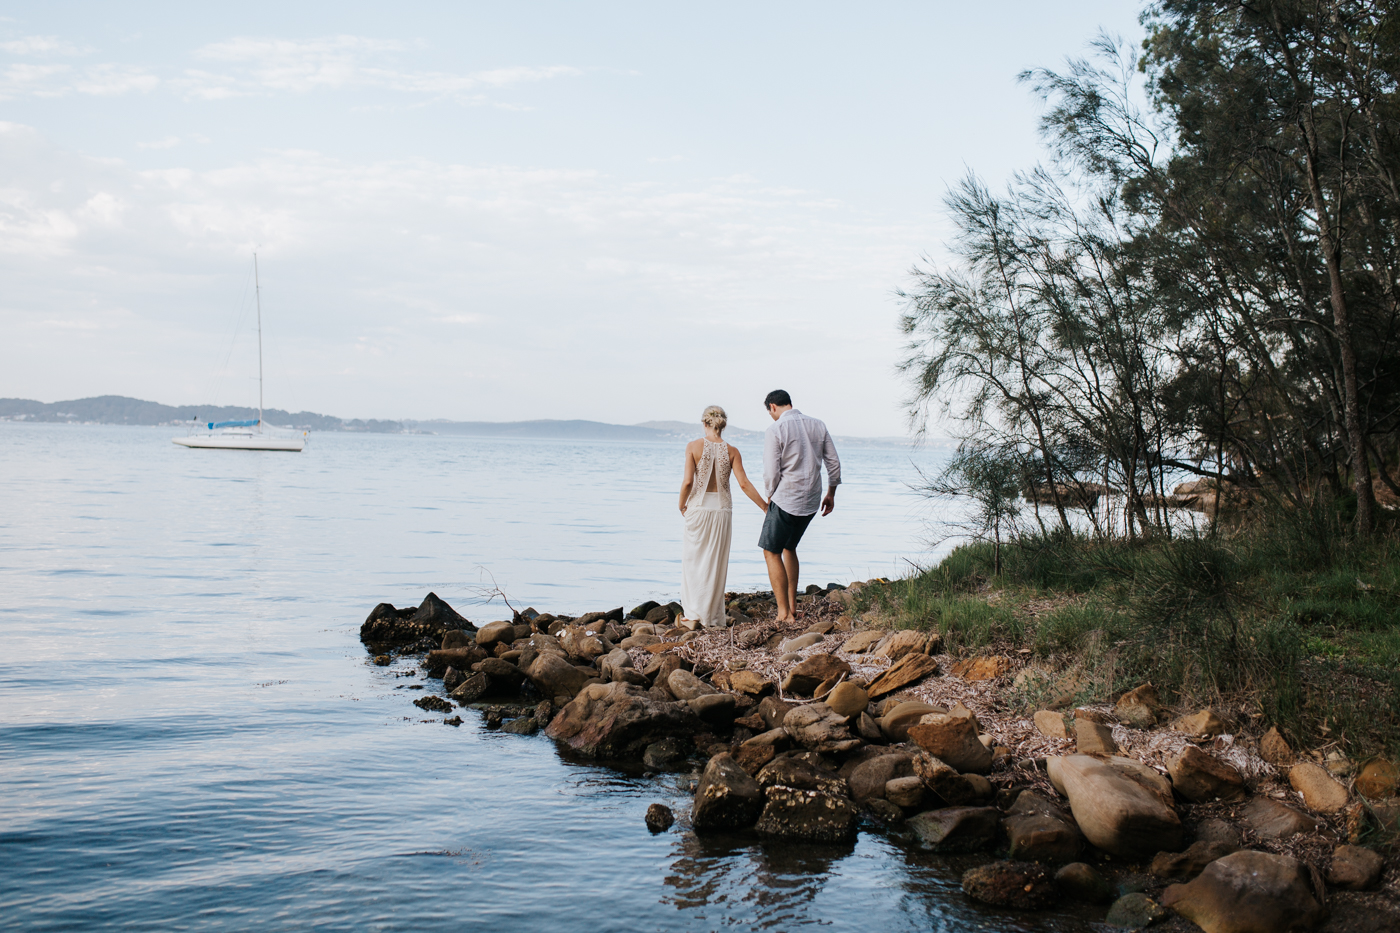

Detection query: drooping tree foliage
xmin=901 ymin=0 xmax=1400 ymax=538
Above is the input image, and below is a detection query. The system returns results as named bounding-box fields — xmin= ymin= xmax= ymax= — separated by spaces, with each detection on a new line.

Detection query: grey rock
xmin=754 ymin=786 xmax=858 ymax=842
xmin=1105 ymin=892 xmax=1166 ymax=928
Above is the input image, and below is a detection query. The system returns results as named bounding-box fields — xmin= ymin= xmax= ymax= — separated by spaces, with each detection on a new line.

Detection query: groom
xmin=759 ymin=389 xmax=841 ymax=623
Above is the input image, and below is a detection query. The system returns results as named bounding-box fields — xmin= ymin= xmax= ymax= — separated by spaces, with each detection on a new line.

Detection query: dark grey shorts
xmin=759 ymin=502 xmax=815 ymax=553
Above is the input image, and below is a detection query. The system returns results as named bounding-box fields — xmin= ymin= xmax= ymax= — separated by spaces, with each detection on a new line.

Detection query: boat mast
xmin=254 ymin=253 xmax=263 ymax=429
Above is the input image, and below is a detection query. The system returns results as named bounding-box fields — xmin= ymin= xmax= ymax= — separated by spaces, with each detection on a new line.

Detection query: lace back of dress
xmin=688 ymin=440 xmax=733 ymax=509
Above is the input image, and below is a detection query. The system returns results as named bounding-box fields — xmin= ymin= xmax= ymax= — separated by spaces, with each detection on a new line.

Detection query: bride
xmin=678 ymin=405 xmax=768 ymax=628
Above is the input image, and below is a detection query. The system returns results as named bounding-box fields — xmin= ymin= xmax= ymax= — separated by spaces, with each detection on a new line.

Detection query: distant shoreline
xmin=0 ymin=395 xmax=930 ymax=448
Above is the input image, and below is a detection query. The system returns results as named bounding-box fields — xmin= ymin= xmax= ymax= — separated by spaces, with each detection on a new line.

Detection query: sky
xmin=0 ymin=2 xmax=1146 ymax=436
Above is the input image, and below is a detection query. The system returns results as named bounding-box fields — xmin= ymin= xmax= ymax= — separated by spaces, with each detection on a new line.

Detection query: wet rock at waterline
xmin=1054 ymin=862 xmax=1115 ymax=904
xmin=692 ymin=753 xmax=764 ymax=832
xmin=754 ymin=786 xmax=858 ymax=842
xmin=907 ymin=806 xmax=1001 ymax=853
xmin=1104 ymin=892 xmax=1166 ymax=929
xmin=413 ymin=695 xmax=453 ymax=714
xmin=645 ymin=803 xmax=674 ymax=833
xmin=642 ymin=737 xmax=687 ymax=771
xmin=960 ymin=861 xmax=1058 ymax=911
xmin=544 ymin=682 xmax=701 ymax=759
xmin=361 ymin=592 xmax=473 ymax=652
xmin=1002 ymin=791 xmax=1084 ymax=863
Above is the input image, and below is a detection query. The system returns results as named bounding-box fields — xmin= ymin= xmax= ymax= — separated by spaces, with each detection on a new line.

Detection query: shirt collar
xmin=778 ymin=408 xmax=801 ymax=422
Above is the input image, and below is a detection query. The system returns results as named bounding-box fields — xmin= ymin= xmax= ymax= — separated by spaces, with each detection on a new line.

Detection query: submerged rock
xmin=1055 ymin=862 xmax=1114 ymax=904
xmin=1105 ymin=892 xmax=1166 ymax=929
xmin=962 ymin=861 xmax=1057 ymax=911
xmin=645 ymin=803 xmax=674 ymax=833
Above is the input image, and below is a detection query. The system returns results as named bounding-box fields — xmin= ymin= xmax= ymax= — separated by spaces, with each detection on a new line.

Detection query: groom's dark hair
xmin=764 ymin=389 xmax=792 ymax=408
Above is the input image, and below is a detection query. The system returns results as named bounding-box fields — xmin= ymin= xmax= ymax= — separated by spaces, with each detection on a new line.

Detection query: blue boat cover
xmin=207 ymin=419 xmax=260 ymax=429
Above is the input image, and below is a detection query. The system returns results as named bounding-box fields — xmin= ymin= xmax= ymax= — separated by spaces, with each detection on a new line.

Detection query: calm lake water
xmin=1 ymin=423 xmax=1097 ymax=931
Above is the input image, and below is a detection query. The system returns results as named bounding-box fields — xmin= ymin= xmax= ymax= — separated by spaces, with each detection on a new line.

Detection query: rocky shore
xmin=361 ymin=586 xmax=1399 ymax=932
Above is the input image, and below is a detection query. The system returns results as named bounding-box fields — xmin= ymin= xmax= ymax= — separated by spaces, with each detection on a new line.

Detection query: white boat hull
xmin=173 ymin=434 xmax=305 ymax=451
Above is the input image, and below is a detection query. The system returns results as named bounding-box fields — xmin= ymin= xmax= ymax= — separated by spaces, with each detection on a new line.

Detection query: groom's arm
xmin=819 ymin=427 xmax=840 ymax=515
xmin=763 ymin=427 xmax=781 ymax=501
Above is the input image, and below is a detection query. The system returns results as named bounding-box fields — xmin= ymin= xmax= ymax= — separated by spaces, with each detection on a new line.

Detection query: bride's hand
xmin=680 ymin=504 xmax=688 ymax=515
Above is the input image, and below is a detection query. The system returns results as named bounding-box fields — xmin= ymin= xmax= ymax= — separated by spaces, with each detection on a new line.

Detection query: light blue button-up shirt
xmin=763 ymin=409 xmax=841 ymax=517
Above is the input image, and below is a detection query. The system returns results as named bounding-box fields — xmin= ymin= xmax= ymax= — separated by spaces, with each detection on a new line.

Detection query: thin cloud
xmin=177 ymin=34 xmax=581 ymax=102
xmin=0 ymin=35 xmax=91 ymax=56
xmin=0 ymin=61 xmax=157 ymax=99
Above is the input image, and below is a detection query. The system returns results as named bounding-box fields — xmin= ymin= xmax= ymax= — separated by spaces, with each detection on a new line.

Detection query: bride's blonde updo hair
xmin=701 ymin=405 xmax=727 ymax=436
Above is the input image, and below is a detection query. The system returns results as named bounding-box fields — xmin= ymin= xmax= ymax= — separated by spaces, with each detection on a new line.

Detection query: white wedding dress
xmin=681 ymin=439 xmax=733 ymax=628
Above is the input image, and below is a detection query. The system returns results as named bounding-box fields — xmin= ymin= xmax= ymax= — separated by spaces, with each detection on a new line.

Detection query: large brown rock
xmin=780 ymin=654 xmax=851 ymax=695
xmin=908 ymin=711 xmax=993 ymax=774
xmin=692 ymin=753 xmax=764 ymax=832
xmin=1160 ymin=850 xmax=1326 ymax=933
xmin=878 ymin=701 xmax=945 ymax=742
xmin=866 ymin=654 xmax=940 ymax=699
xmin=1002 ymin=791 xmax=1084 ymax=863
xmin=948 ymin=656 xmax=1011 ymax=681
xmin=1289 ymin=762 xmax=1350 ymax=812
xmin=360 ymin=592 xmax=472 ymax=650
xmin=783 ymin=701 xmax=863 ymax=754
xmin=907 ymin=806 xmax=1001 ymax=853
xmin=544 ymin=681 xmax=701 ymax=758
xmin=558 ymin=624 xmax=606 ymax=661
xmin=848 ymin=752 xmax=915 ymax=800
xmin=961 ymin=861 xmax=1058 ymax=911
xmin=527 ymin=652 xmax=594 ymax=700
xmin=1046 ymin=754 xmax=1183 ymax=859
xmin=1241 ymin=797 xmax=1321 ymax=841
xmin=1169 ymin=746 xmax=1246 ymax=802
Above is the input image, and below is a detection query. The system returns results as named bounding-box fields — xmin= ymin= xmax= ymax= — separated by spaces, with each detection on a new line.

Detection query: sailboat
xmin=174 ymin=254 xmax=307 ymax=452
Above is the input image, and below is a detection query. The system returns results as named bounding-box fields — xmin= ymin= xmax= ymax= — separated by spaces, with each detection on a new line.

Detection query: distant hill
xmin=0 ymin=396 xmax=919 ymax=446
xmin=0 ymin=396 xmax=402 ymax=432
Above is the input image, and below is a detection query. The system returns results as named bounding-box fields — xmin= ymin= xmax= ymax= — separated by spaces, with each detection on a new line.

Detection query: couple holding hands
xmin=676 ymin=389 xmax=841 ymax=628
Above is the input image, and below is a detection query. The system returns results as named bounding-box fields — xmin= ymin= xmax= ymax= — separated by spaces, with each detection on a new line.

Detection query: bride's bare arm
xmin=729 ymin=446 xmax=768 ymax=512
xmin=678 ymin=440 xmax=699 ymax=514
